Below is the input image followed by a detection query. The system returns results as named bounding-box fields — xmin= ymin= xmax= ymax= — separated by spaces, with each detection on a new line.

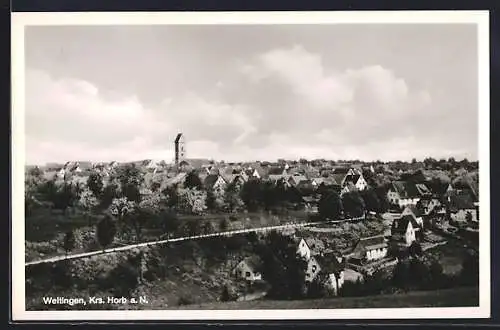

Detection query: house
xmin=304 ymin=256 xmax=322 ymax=283
xmin=204 ymin=174 xmax=227 ymax=196
xmin=391 ymin=215 xmax=418 ymax=247
xmin=350 ymin=235 xmax=388 ymax=263
xmin=343 ymin=173 xmax=368 ymax=191
xmin=244 ymin=168 xmax=261 ymax=180
xmin=232 ymin=256 xmax=263 ymax=282
xmin=448 ymin=192 xmax=478 ymax=223
xmin=268 ymin=166 xmax=288 ymax=182
xmin=387 ymin=181 xmax=426 ymax=208
xmin=340 ymin=182 xmax=358 ymax=196
xmin=401 ymin=205 xmax=424 ymax=228
xmin=417 ymin=196 xmax=443 ymax=215
xmin=288 ymin=174 xmax=308 ymax=186
xmin=296 ymin=238 xmax=312 ymax=261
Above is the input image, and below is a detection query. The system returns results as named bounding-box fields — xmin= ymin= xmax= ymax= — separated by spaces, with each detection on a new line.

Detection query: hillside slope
xmin=168 ymin=286 xmax=478 ymax=310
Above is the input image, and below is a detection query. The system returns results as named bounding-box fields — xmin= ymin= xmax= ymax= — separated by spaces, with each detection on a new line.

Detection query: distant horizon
xmin=25 ymin=155 xmax=479 ymax=167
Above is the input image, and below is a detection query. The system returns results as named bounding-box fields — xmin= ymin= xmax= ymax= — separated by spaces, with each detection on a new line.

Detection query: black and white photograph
xmin=12 ymin=11 xmax=490 ymax=320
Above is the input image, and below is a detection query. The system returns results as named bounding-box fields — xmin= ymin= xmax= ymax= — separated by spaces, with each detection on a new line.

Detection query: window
xmin=312 ymin=265 xmax=317 ymax=272
xmin=246 ymin=272 xmax=251 ymax=277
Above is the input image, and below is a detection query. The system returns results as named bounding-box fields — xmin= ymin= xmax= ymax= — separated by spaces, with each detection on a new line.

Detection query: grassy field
xmin=167 ymin=286 xmax=479 ymax=310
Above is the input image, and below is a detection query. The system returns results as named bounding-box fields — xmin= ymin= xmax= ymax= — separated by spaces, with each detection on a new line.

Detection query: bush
xmin=177 ymin=295 xmax=194 ymax=306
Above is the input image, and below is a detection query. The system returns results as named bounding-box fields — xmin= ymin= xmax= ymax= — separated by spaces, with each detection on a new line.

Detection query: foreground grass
xmin=167 ymin=287 xmax=479 ymax=310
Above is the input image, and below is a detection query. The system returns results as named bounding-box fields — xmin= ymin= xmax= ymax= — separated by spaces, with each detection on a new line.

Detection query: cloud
xmin=24 ymin=44 xmax=477 ymax=164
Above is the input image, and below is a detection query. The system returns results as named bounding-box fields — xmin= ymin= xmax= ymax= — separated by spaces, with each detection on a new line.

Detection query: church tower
xmin=174 ymin=133 xmax=186 ymax=165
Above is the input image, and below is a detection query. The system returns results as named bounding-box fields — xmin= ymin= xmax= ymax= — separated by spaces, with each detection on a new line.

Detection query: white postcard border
xmin=11 ymin=10 xmax=491 ymax=321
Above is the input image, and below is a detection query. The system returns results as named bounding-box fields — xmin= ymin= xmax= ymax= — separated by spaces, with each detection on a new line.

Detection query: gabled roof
xmin=390 ymin=181 xmax=422 ymax=198
xmin=331 ymin=174 xmax=346 ymax=185
xmin=392 ymin=215 xmax=418 ymax=234
xmin=289 ymin=174 xmax=307 ymax=185
xmin=353 ymin=235 xmax=387 ymax=254
xmin=344 ymin=174 xmax=361 ymax=184
xmin=405 ymin=205 xmax=423 ymax=218
xmin=204 ymin=174 xmax=225 ymax=189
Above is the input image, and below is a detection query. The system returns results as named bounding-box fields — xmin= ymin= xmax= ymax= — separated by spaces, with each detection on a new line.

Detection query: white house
xmin=304 ymin=256 xmax=321 ymax=283
xmin=232 ymin=256 xmax=263 ymax=282
xmin=448 ymin=192 xmax=478 ymax=223
xmin=387 ymin=181 xmax=426 ymax=208
xmin=350 ymin=235 xmax=388 ymax=263
xmin=296 ymin=238 xmax=312 ymax=261
xmin=204 ymin=174 xmax=228 ymax=196
xmin=391 ymin=215 xmax=418 ymax=247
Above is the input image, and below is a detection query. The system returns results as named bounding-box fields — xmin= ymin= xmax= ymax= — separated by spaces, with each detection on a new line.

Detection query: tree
xmin=240 ymin=179 xmax=263 ymax=212
xmin=257 ymin=232 xmax=308 ymax=300
xmin=206 ymin=190 xmax=217 ymax=211
xmin=62 ymin=230 xmax=76 ymax=255
xmin=86 ymin=172 xmax=104 ymax=198
xmin=96 ymin=214 xmax=118 ymax=248
xmin=99 ymin=182 xmax=120 ymax=210
xmin=79 ymin=189 xmax=99 ymax=226
xmin=392 ymin=259 xmax=410 ymax=290
xmin=184 ymin=171 xmax=203 ymax=190
xmin=342 ymin=191 xmax=366 ymax=218
xmin=177 ymin=188 xmax=207 ymax=215
xmin=49 ymin=180 xmax=81 ymax=214
xmin=115 ymin=164 xmax=143 ymax=202
xmin=318 ymin=190 xmax=342 ymax=220
xmin=360 ymin=189 xmax=381 ymax=213
xmin=162 ymin=185 xmax=179 ymax=209
xmin=224 ymin=183 xmax=244 ymax=213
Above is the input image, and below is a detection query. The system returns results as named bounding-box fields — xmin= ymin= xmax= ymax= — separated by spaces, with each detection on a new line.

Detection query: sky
xmin=24 ymin=23 xmax=479 ymax=165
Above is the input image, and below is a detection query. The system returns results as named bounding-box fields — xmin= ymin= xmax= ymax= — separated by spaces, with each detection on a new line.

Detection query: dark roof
xmin=175 ymin=133 xmax=183 ymax=143
xmin=449 ymin=192 xmax=475 ymax=211
xmin=405 ymin=205 xmax=423 ymax=218
xmin=268 ymin=166 xmax=285 ymax=175
xmin=354 ymin=235 xmax=387 ymax=252
xmin=331 ymin=173 xmax=346 ymax=185
xmin=333 ymin=168 xmax=350 ymax=174
xmin=315 ymin=254 xmax=344 ymax=274
xmin=204 ymin=174 xmax=222 ymax=188
xmin=392 ymin=215 xmax=419 ymax=234
xmin=344 ymin=174 xmax=361 ymax=184
xmin=391 ymin=181 xmax=421 ymax=198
